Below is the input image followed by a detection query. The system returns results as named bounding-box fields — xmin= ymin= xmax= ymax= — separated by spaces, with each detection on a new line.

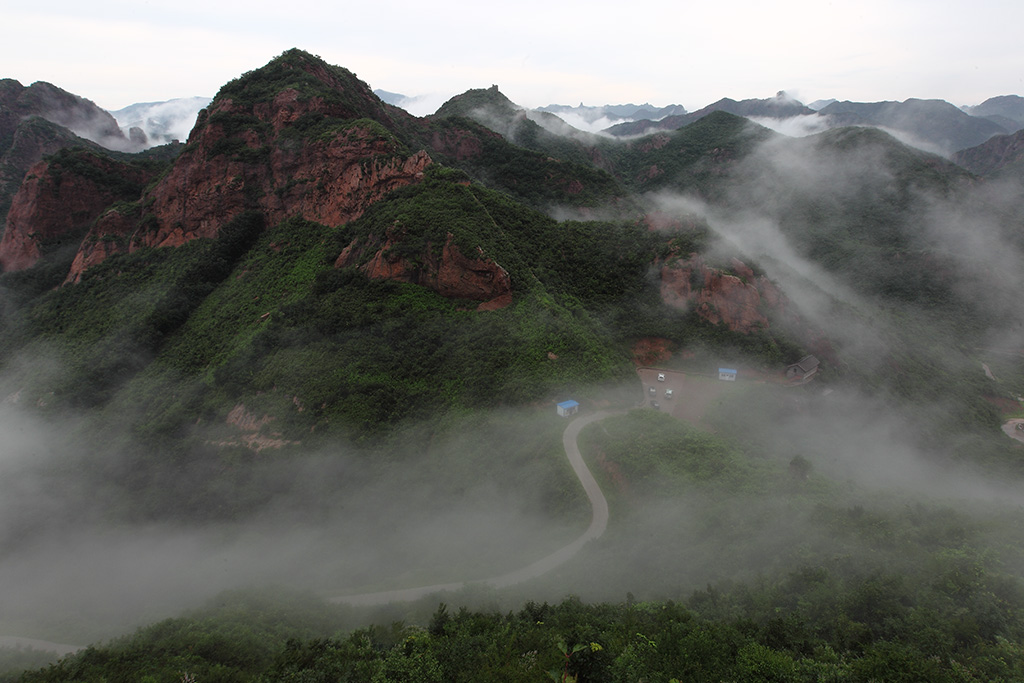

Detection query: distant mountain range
xmin=601 ymin=91 xmax=814 ymax=137
xmin=3 ymin=70 xmax=1023 ymax=260
xmin=375 ymin=88 xmax=1024 ymax=156
xmin=594 ymin=92 xmax=1024 ymax=156
xmin=6 ymin=82 xmax=1008 ymax=162
xmin=814 ymin=98 xmax=1010 ymax=154
xmin=536 ymin=102 xmax=689 ymax=129
xmin=108 ymin=96 xmax=212 ymax=147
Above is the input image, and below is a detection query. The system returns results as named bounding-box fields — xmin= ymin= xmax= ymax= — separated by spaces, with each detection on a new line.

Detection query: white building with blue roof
xmin=556 ymin=400 xmax=580 ymax=417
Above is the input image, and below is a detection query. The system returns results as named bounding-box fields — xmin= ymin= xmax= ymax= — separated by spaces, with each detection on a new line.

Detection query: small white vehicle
xmin=657 ymin=373 xmax=666 ymax=382
xmin=665 ymin=389 xmax=673 ymax=398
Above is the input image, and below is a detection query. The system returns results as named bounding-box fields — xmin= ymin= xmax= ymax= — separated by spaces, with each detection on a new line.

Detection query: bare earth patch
xmin=637 ymin=367 xmax=733 ymax=428
xmin=631 ymin=338 xmax=673 ymax=366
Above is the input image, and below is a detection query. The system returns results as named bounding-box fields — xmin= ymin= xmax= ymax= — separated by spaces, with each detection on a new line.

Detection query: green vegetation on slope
xmin=598 ymin=110 xmax=775 ymax=195
xmin=214 ymin=49 xmax=387 ymax=124
xmin=0 ymin=210 xmax=265 ymax=409
xmin=16 ymin=583 xmax=1024 ymax=682
xmin=423 ymin=116 xmax=629 ymax=210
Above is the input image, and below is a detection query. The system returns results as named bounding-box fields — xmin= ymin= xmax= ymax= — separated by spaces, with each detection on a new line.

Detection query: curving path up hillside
xmin=0 ymin=410 xmax=618 ymax=652
xmin=328 ymin=409 xmax=618 ymax=606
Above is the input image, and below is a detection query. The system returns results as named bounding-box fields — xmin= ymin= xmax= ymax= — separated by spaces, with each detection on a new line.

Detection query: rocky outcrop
xmin=65 ymin=55 xmax=434 ymax=282
xmin=0 ymin=153 xmax=153 ymax=272
xmin=336 ymin=230 xmax=511 ymax=309
xmin=136 ymin=116 xmax=431 ymax=249
xmin=428 ymin=126 xmax=488 ymax=161
xmin=658 ymin=251 xmax=836 ymax=363
xmin=64 ymin=209 xmax=137 ymax=283
xmin=0 ymin=119 xmax=99 ymax=234
xmin=211 ymin=403 xmax=300 ymax=453
xmin=659 ymin=254 xmax=779 ymax=333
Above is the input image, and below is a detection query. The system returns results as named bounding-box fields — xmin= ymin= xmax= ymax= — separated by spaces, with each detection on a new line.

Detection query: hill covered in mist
xmin=4 ymin=48 xmax=1024 ymax=681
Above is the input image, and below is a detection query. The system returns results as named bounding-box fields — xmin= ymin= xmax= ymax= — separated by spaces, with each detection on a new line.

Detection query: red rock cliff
xmin=1 ymin=154 xmax=153 ymax=272
xmin=335 ymin=229 xmax=512 ymax=309
xmin=66 ymin=89 xmax=432 ymax=282
xmin=659 ymin=253 xmax=778 ymax=333
xmin=139 ymin=108 xmax=431 ymax=248
xmin=658 ymin=251 xmax=835 ymax=362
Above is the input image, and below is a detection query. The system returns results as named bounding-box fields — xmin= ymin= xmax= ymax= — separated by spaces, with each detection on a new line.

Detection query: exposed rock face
xmin=213 ymin=403 xmax=300 ymax=453
xmin=658 ymin=251 xmax=836 ymax=363
xmin=336 ymin=230 xmax=512 ymax=308
xmin=0 ymin=153 xmax=153 ymax=272
xmin=65 ymin=55 xmax=434 ymax=281
xmin=658 ymin=254 xmax=776 ymax=333
xmin=137 ymin=113 xmax=431 ymax=249
xmin=64 ymin=209 xmax=137 ymax=283
xmin=428 ymin=126 xmax=488 ymax=161
xmin=128 ymin=127 xmax=148 ymax=146
xmin=0 ymin=119 xmax=97 ymax=234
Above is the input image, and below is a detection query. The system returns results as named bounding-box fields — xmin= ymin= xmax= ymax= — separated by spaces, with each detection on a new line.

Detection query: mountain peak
xmin=964 ymin=94 xmax=1024 ymax=129
xmin=433 ymin=85 xmax=519 ymax=120
xmin=213 ymin=48 xmax=386 ymax=124
xmin=0 ymin=78 xmax=127 ymax=148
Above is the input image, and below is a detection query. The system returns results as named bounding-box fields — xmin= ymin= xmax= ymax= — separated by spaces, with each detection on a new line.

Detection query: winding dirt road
xmin=329 ymin=409 xmax=617 ymax=606
xmin=0 ymin=409 xmax=618 ymax=652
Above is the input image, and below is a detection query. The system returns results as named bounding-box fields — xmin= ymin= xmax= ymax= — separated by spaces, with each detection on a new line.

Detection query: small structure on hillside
xmin=786 ymin=355 xmax=820 ymax=381
xmin=556 ymin=400 xmax=580 ymax=417
xmin=718 ymin=368 xmax=737 ymax=381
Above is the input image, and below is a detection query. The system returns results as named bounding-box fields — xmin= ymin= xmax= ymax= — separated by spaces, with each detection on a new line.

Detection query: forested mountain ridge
xmin=0 ymin=47 xmax=1019 ymax=499
xmin=604 ymin=92 xmax=815 ymax=137
xmin=4 ymin=48 xmax=1024 ymax=683
xmin=0 ymin=49 xmax=795 ymax=514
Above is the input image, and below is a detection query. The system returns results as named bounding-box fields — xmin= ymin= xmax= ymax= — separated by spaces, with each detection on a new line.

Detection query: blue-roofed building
xmin=556 ymin=400 xmax=580 ymax=417
xmin=718 ymin=368 xmax=737 ymax=381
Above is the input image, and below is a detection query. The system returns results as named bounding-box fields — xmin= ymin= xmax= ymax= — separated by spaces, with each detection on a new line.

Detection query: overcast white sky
xmin=4 ymin=0 xmax=1023 ymax=113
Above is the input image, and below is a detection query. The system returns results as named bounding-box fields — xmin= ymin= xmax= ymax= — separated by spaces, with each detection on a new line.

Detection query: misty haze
xmin=2 ymin=48 xmax=1024 ymax=681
